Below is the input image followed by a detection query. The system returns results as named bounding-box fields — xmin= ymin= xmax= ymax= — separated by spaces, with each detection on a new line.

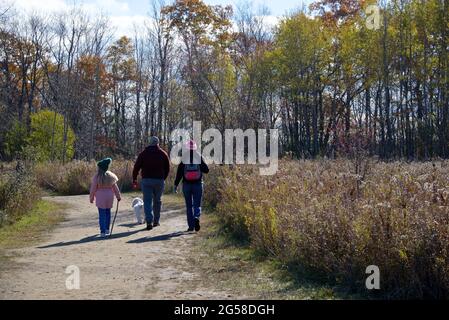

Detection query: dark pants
xmin=141 ymin=178 xmax=165 ymax=224
xmin=98 ymin=208 xmax=111 ymax=233
xmin=183 ymin=182 xmax=203 ymax=229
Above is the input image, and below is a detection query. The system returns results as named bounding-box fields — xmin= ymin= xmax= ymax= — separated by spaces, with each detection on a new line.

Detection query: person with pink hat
xmin=174 ymin=140 xmax=209 ymax=232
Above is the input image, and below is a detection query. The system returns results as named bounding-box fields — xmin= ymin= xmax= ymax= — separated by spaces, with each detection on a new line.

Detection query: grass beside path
xmin=0 ymin=200 xmax=66 ymax=251
xmin=191 ymin=213 xmax=359 ymax=300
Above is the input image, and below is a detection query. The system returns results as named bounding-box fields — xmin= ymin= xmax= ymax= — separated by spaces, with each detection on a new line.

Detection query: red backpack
xmin=184 ymin=164 xmax=201 ymax=181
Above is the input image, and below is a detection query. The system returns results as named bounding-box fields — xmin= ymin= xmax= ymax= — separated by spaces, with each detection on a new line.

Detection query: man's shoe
xmin=153 ymin=222 xmax=160 ymax=227
xmin=187 ymin=228 xmax=194 ymax=232
xmin=194 ymin=218 xmax=201 ymax=232
xmin=146 ymin=223 xmax=153 ymax=231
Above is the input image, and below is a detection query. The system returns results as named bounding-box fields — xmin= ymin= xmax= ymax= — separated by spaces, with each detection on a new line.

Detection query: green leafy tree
xmin=28 ymin=110 xmax=76 ymax=162
xmin=4 ymin=120 xmax=28 ymax=159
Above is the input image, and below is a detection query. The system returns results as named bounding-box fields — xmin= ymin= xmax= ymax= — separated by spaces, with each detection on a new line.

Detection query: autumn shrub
xmin=0 ymin=162 xmax=41 ymax=227
xmin=202 ymin=165 xmax=227 ymax=208
xmin=208 ymin=160 xmax=449 ymax=299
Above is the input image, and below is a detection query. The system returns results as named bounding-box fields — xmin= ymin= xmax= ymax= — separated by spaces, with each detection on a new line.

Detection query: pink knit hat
xmin=185 ymin=140 xmax=198 ymax=151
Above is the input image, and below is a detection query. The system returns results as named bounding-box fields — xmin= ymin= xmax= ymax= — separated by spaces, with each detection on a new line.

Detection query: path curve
xmin=0 ymin=194 xmax=233 ymax=300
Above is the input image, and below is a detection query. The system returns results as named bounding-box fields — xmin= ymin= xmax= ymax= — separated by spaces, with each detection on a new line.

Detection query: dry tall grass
xmin=0 ymin=162 xmax=41 ymax=227
xmin=34 ymin=160 xmax=178 ymax=195
xmin=207 ymin=160 xmax=449 ymax=299
xmin=35 ymin=160 xmax=134 ymax=195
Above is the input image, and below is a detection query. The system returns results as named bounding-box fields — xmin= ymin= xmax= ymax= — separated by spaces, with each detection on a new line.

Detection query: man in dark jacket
xmin=133 ymin=136 xmax=170 ymax=231
xmin=174 ymin=140 xmax=209 ymax=232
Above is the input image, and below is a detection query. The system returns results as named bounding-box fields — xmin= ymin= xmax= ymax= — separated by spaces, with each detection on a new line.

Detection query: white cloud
xmin=230 ymin=15 xmax=280 ymax=33
xmin=257 ymin=15 xmax=280 ymax=29
xmin=110 ymin=15 xmax=148 ymax=38
xmin=14 ymin=0 xmax=69 ymax=14
xmin=96 ymin=0 xmax=129 ymax=13
xmin=15 ymin=0 xmax=131 ymax=15
xmin=82 ymin=0 xmax=131 ymax=16
xmin=12 ymin=0 xmax=148 ymax=38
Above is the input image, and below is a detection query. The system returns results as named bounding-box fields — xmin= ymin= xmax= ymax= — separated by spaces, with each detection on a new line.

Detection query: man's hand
xmin=132 ymin=181 xmax=138 ymax=190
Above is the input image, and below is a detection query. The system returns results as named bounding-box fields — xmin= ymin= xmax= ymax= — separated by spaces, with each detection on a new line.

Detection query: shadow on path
xmin=37 ymin=229 xmax=144 ymax=249
xmin=127 ymin=231 xmax=187 ymax=244
xmin=119 ymin=222 xmax=146 ymax=228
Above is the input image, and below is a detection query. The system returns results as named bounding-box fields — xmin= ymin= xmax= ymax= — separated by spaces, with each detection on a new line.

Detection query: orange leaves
xmin=107 ymin=36 xmax=137 ymax=82
xmin=310 ymin=0 xmax=366 ymax=26
xmin=76 ymin=55 xmax=112 ymax=90
xmin=162 ymin=0 xmax=233 ymax=48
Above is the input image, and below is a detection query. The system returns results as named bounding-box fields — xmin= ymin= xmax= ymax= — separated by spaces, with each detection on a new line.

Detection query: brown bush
xmin=202 ymin=165 xmax=227 ymax=208
xmin=0 ymin=161 xmax=41 ymax=227
xmin=208 ymin=160 xmax=449 ymax=299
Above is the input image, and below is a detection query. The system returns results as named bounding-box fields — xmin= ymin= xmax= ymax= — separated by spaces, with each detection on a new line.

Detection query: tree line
xmin=0 ymin=0 xmax=448 ymax=162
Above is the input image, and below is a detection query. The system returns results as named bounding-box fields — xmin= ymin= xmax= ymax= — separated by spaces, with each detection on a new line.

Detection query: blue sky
xmin=15 ymin=0 xmax=315 ymax=36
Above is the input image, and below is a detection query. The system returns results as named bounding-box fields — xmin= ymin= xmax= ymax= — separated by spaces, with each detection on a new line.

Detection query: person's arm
xmin=174 ymin=163 xmax=184 ymax=187
xmin=200 ymin=157 xmax=209 ymax=174
xmin=112 ymin=183 xmax=121 ymax=201
xmin=89 ymin=175 xmax=97 ymax=204
xmin=132 ymin=153 xmax=143 ymax=182
xmin=163 ymin=150 xmax=170 ymax=180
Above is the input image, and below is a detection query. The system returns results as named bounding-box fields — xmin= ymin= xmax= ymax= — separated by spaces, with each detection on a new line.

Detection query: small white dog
xmin=132 ymin=198 xmax=145 ymax=224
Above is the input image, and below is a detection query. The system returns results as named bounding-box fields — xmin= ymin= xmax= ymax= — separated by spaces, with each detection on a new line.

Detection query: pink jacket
xmin=89 ymin=173 xmax=121 ymax=209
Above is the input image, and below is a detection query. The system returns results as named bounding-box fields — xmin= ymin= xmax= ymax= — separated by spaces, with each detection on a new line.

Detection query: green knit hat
xmin=97 ymin=158 xmax=112 ymax=172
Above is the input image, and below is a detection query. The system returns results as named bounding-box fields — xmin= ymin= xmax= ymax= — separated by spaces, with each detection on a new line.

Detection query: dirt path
xmin=0 ymin=194 xmax=234 ymax=300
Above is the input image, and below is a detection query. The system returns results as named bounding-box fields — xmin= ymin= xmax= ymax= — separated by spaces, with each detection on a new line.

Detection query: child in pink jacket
xmin=90 ymin=158 xmax=121 ymax=237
